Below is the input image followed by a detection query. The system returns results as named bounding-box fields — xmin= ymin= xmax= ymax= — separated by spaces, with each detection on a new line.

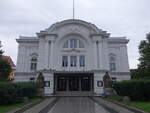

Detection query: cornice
xmin=36 ymin=32 xmax=58 ymax=37
xmin=90 ymin=32 xmax=110 ymax=38
xmin=15 ymin=72 xmax=36 ymax=76
xmin=108 ymin=38 xmax=129 ymax=44
xmin=16 ymin=38 xmax=39 ymax=43
xmin=110 ymin=72 xmax=130 ymax=75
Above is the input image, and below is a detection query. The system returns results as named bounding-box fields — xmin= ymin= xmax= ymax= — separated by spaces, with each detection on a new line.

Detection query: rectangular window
xmin=109 ymin=63 xmax=116 ymax=71
xmin=62 ymin=56 xmax=68 ymax=67
xmin=79 ymin=55 xmax=85 ymax=67
xmin=31 ymin=63 xmax=37 ymax=70
xmin=70 ymin=56 xmax=77 ymax=67
xmin=70 ymin=39 xmax=77 ymax=48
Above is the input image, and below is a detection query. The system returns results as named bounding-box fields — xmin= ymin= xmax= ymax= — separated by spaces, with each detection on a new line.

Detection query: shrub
xmin=15 ymin=82 xmax=37 ymax=98
xmin=0 ymin=82 xmax=37 ymax=105
xmin=113 ymin=79 xmax=150 ymax=101
xmin=130 ymin=69 xmax=150 ymax=79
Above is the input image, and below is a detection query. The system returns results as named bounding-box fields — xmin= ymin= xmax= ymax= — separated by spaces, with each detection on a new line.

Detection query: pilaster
xmin=45 ymin=34 xmax=57 ymax=69
xmin=91 ymin=35 xmax=102 ymax=70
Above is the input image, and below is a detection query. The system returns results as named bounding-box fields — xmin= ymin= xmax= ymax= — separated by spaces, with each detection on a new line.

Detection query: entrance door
xmin=57 ymin=76 xmax=67 ymax=91
xmin=81 ymin=76 xmax=91 ymax=91
xmin=69 ymin=76 xmax=79 ymax=91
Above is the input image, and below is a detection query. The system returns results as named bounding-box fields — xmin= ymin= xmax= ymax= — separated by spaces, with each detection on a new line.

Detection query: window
xmin=70 ymin=39 xmax=77 ymax=48
xmin=62 ymin=56 xmax=68 ymax=67
xmin=79 ymin=40 xmax=84 ymax=48
xmin=63 ymin=40 xmax=69 ymax=48
xmin=109 ymin=55 xmax=116 ymax=71
xmin=30 ymin=57 xmax=37 ymax=71
xmin=79 ymin=55 xmax=85 ymax=67
xmin=70 ymin=56 xmax=77 ymax=67
xmin=110 ymin=63 xmax=116 ymax=71
xmin=63 ymin=39 xmax=84 ymax=48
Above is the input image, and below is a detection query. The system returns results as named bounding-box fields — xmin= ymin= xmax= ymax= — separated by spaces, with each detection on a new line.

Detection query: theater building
xmin=15 ymin=19 xmax=130 ymax=95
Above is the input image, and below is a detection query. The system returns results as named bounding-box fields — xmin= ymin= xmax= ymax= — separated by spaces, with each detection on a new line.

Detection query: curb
xmin=91 ymin=97 xmax=118 ymax=113
xmin=39 ymin=97 xmax=60 ymax=113
xmin=105 ymin=98 xmax=148 ymax=113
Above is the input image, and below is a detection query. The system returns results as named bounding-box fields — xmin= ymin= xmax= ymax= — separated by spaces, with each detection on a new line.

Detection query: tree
xmin=0 ymin=42 xmax=4 ymax=57
xmin=137 ymin=33 xmax=150 ymax=78
xmin=138 ymin=33 xmax=150 ymax=69
xmin=130 ymin=69 xmax=150 ymax=79
xmin=0 ymin=58 xmax=12 ymax=81
xmin=0 ymin=42 xmax=12 ymax=81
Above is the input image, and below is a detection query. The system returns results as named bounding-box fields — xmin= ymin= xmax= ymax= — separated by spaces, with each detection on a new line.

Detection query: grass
xmin=0 ymin=98 xmax=42 ymax=113
xmin=107 ymin=95 xmax=150 ymax=112
xmin=127 ymin=101 xmax=150 ymax=113
xmin=107 ymin=95 xmax=122 ymax=101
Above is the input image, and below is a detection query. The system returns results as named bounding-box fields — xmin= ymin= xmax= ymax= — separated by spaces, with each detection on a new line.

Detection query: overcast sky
xmin=0 ymin=0 xmax=150 ymax=69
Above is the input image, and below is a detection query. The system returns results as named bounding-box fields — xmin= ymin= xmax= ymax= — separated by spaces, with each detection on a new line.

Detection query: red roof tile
xmin=2 ymin=56 xmax=16 ymax=68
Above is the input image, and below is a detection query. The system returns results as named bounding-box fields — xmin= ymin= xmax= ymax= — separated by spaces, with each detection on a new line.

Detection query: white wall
xmin=16 ymin=42 xmax=38 ymax=73
xmin=15 ymin=20 xmax=130 ymax=85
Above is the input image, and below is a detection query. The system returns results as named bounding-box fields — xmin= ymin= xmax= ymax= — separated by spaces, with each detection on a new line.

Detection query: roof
xmin=37 ymin=19 xmax=110 ymax=37
xmin=2 ymin=56 xmax=16 ymax=68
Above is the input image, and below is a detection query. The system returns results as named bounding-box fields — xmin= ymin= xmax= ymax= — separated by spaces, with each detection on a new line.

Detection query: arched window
xmin=63 ymin=40 xmax=69 ymax=48
xmin=63 ymin=39 xmax=84 ymax=48
xmin=30 ymin=56 xmax=37 ymax=71
xmin=79 ymin=40 xmax=84 ymax=48
xmin=109 ymin=54 xmax=116 ymax=71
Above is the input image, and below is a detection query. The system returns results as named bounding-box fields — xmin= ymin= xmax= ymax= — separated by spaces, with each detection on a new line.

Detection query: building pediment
xmin=48 ymin=19 xmax=100 ymax=33
xmin=37 ymin=19 xmax=110 ymax=38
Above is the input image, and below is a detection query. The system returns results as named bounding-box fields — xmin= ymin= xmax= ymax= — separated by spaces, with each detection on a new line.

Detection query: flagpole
xmin=73 ymin=0 xmax=75 ymax=19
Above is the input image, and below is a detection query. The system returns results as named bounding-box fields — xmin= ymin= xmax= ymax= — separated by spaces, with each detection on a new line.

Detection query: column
xmin=97 ymin=41 xmax=100 ymax=68
xmin=45 ymin=41 xmax=49 ymax=69
xmin=67 ymin=76 xmax=69 ymax=92
xmin=77 ymin=55 xmax=79 ymax=70
xmin=90 ymin=75 xmax=93 ymax=91
xmin=47 ymin=41 xmax=51 ymax=68
xmin=93 ymin=41 xmax=98 ymax=69
xmin=79 ymin=76 xmax=81 ymax=91
xmin=50 ymin=41 xmax=54 ymax=69
xmin=102 ymin=40 xmax=109 ymax=70
xmin=98 ymin=41 xmax=102 ymax=69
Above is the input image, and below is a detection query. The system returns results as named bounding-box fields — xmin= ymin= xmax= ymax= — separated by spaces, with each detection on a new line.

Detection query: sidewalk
xmin=92 ymin=97 xmax=135 ymax=113
xmin=23 ymin=98 xmax=56 ymax=113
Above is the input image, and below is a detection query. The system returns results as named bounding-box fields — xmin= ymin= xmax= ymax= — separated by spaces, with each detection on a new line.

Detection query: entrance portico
xmin=54 ymin=73 xmax=94 ymax=93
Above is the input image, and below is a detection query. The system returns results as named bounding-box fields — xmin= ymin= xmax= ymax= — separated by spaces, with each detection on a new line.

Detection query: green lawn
xmin=107 ymin=95 xmax=123 ymax=101
xmin=107 ymin=95 xmax=150 ymax=112
xmin=127 ymin=101 xmax=150 ymax=113
xmin=0 ymin=98 xmax=42 ymax=113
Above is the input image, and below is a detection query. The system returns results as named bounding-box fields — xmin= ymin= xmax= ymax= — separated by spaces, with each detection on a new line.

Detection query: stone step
xmin=51 ymin=92 xmax=99 ymax=97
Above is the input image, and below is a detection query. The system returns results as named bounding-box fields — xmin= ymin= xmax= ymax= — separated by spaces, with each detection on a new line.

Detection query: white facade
xmin=15 ymin=19 xmax=130 ymax=95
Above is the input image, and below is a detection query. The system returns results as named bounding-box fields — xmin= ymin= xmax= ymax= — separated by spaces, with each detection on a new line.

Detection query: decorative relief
xmin=61 ymin=48 xmax=86 ymax=53
xmin=53 ymin=24 xmax=94 ymax=35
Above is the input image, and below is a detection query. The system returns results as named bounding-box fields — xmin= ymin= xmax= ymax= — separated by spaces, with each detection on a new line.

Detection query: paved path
xmin=23 ymin=98 xmax=56 ymax=113
xmin=23 ymin=97 xmax=135 ymax=113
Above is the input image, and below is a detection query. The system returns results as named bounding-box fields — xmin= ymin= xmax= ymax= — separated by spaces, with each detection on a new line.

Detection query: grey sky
xmin=0 ymin=0 xmax=150 ymax=69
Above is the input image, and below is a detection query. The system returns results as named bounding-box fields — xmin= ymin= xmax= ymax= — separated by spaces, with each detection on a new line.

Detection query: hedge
xmin=0 ymin=82 xmax=37 ymax=105
xmin=113 ymin=79 xmax=150 ymax=101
